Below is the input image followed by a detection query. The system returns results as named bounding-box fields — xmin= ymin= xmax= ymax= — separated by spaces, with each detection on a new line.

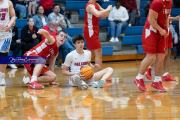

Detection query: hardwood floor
xmin=1 ymin=59 xmax=180 ymax=120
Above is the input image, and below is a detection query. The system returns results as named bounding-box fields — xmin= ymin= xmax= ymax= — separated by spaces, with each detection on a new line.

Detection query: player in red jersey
xmin=84 ymin=0 xmax=113 ymax=70
xmin=23 ymin=29 xmax=67 ymax=89
xmin=145 ymin=15 xmax=179 ymax=82
xmin=134 ymin=0 xmax=173 ymax=92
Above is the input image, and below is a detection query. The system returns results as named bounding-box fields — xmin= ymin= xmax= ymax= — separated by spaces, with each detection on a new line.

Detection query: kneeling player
xmin=62 ymin=35 xmax=114 ymax=90
xmin=23 ymin=29 xmax=67 ymax=89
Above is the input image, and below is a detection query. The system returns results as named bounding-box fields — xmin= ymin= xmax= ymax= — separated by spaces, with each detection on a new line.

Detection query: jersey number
xmin=0 ymin=13 xmax=5 ymax=20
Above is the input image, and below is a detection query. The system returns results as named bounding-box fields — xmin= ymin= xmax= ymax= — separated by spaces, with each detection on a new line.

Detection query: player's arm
xmin=86 ymin=4 xmax=112 ymax=18
xmin=169 ymin=16 xmax=180 ymax=21
xmin=98 ymin=4 xmax=109 ymax=18
xmin=37 ymin=29 xmax=55 ymax=44
xmin=48 ymin=55 xmax=58 ymax=72
xmin=148 ymin=9 xmax=168 ymax=37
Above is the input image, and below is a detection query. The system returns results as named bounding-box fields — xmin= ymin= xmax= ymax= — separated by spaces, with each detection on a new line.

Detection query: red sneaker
xmin=162 ymin=74 xmax=177 ymax=82
xmin=106 ymin=78 xmax=112 ymax=82
xmin=134 ymin=78 xmax=147 ymax=92
xmin=145 ymin=68 xmax=152 ymax=80
xmin=151 ymin=81 xmax=166 ymax=92
xmin=28 ymin=81 xmax=44 ymax=89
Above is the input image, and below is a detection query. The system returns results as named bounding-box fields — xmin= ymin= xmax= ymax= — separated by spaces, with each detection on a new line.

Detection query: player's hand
xmin=5 ymin=24 xmax=11 ymax=32
xmin=93 ymin=64 xmax=101 ymax=70
xmin=159 ymin=29 xmax=168 ymax=37
xmin=101 ymin=15 xmax=106 ymax=20
xmin=174 ymin=38 xmax=178 ymax=44
xmin=0 ymin=23 xmax=5 ymax=31
xmin=76 ymin=72 xmax=87 ymax=80
xmin=37 ymin=29 xmax=48 ymax=35
xmin=107 ymin=5 xmax=113 ymax=11
xmin=16 ymin=39 xmax=21 ymax=43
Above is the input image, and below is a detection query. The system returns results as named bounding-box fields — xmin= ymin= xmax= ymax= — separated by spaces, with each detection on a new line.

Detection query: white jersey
xmin=64 ymin=50 xmax=91 ymax=73
xmin=0 ymin=0 xmax=11 ymax=52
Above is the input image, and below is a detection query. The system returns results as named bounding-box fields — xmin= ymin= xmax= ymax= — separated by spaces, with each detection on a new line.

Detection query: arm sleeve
xmin=21 ymin=27 xmax=33 ymax=42
xmin=64 ymin=52 xmax=73 ymax=67
xmin=150 ymin=0 xmax=163 ymax=13
xmin=121 ymin=8 xmax=129 ymax=22
xmin=108 ymin=10 xmax=114 ymax=21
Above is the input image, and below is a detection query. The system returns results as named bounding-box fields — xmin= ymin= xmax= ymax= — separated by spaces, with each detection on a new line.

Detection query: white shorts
xmin=69 ymin=74 xmax=95 ymax=86
xmin=0 ymin=31 xmax=12 ymax=52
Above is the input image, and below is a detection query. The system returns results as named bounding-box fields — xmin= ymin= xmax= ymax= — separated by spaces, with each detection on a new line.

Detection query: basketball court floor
xmin=1 ymin=59 xmax=180 ymax=119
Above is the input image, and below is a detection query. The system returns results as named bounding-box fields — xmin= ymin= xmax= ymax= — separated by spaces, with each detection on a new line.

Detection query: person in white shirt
xmin=62 ymin=35 xmax=114 ymax=90
xmin=108 ymin=1 xmax=129 ymax=42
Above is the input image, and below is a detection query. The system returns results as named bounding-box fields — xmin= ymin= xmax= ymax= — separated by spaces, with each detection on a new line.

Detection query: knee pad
xmin=0 ymin=52 xmax=8 ymax=56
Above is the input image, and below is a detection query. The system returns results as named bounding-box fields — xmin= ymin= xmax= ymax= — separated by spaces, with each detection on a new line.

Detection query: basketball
xmin=80 ymin=66 xmax=94 ymax=80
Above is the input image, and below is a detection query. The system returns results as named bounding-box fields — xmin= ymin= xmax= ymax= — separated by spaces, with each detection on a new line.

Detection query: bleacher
xmin=10 ymin=0 xmax=180 ymax=60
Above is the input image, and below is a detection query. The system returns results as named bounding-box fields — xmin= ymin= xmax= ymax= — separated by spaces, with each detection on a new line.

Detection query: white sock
xmin=136 ymin=74 xmax=144 ymax=79
xmin=31 ymin=76 xmax=37 ymax=82
xmin=163 ymin=72 xmax=169 ymax=76
xmin=148 ymin=66 xmax=152 ymax=69
xmin=31 ymin=96 xmax=37 ymax=101
xmin=154 ymin=76 xmax=161 ymax=82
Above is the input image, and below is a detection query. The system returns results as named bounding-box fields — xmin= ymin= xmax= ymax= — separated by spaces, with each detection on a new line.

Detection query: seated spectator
xmin=39 ymin=0 xmax=65 ymax=16
xmin=144 ymin=0 xmax=153 ymax=17
xmin=108 ymin=1 xmax=129 ymax=42
xmin=33 ymin=6 xmax=48 ymax=30
xmin=21 ymin=17 xmax=41 ymax=52
xmin=41 ymin=20 xmax=68 ymax=67
xmin=9 ymin=22 xmax=27 ymax=69
xmin=170 ymin=24 xmax=180 ymax=59
xmin=28 ymin=0 xmax=36 ymax=17
xmin=121 ymin=0 xmax=140 ymax=26
xmin=15 ymin=0 xmax=27 ymax=19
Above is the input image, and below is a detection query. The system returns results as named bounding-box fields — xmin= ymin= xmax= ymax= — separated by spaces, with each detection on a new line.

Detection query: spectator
xmin=21 ymin=17 xmax=41 ymax=52
xmin=33 ymin=6 xmax=48 ymax=29
xmin=28 ymin=0 xmax=37 ymax=17
xmin=9 ymin=22 xmax=26 ymax=69
xmin=170 ymin=24 xmax=180 ymax=59
xmin=39 ymin=0 xmax=65 ymax=16
xmin=15 ymin=0 xmax=27 ymax=19
xmin=41 ymin=20 xmax=68 ymax=67
xmin=121 ymin=0 xmax=140 ymax=26
xmin=108 ymin=1 xmax=129 ymax=42
xmin=144 ymin=0 xmax=153 ymax=17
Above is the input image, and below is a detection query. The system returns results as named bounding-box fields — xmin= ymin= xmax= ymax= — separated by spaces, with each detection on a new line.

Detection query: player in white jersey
xmin=0 ymin=0 xmax=16 ymax=86
xmin=62 ymin=35 xmax=114 ymax=90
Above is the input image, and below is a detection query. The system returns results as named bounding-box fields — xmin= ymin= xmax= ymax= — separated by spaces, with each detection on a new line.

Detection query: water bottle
xmin=20 ymin=12 xmax=23 ymax=19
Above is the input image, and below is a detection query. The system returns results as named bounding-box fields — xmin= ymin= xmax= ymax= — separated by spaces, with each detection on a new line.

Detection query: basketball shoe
xmin=73 ymin=75 xmax=88 ymax=90
xmin=91 ymin=80 xmax=106 ymax=88
xmin=162 ymin=74 xmax=177 ymax=82
xmin=151 ymin=81 xmax=166 ymax=92
xmin=28 ymin=81 xmax=44 ymax=89
xmin=145 ymin=68 xmax=152 ymax=80
xmin=0 ymin=73 xmax=5 ymax=86
xmin=23 ymin=76 xmax=31 ymax=84
xmin=134 ymin=78 xmax=147 ymax=92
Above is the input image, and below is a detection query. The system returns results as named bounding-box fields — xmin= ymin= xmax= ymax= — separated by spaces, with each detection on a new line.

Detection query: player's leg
xmin=0 ymin=53 xmax=8 ymax=86
xmin=37 ymin=71 xmax=57 ymax=85
xmin=93 ymin=48 xmax=102 ymax=71
xmin=91 ymin=67 xmax=113 ymax=88
xmin=70 ymin=75 xmax=88 ymax=90
xmin=145 ymin=56 xmax=155 ymax=80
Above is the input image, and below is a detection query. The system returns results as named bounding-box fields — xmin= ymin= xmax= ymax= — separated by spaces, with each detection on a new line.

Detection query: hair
xmin=27 ymin=17 xmax=33 ymax=22
xmin=115 ymin=0 xmax=121 ymax=4
xmin=72 ymin=35 xmax=84 ymax=44
xmin=59 ymin=30 xmax=67 ymax=36
xmin=36 ymin=5 xmax=44 ymax=14
xmin=47 ymin=19 xmax=56 ymax=25
xmin=53 ymin=4 xmax=59 ymax=9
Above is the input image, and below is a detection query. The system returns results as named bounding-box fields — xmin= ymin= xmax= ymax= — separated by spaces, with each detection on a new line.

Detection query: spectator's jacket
xmin=41 ymin=25 xmax=58 ymax=40
xmin=39 ymin=0 xmax=54 ymax=13
xmin=108 ymin=6 xmax=129 ymax=22
xmin=121 ymin=0 xmax=138 ymax=11
xmin=11 ymin=26 xmax=18 ymax=43
xmin=33 ymin=14 xmax=48 ymax=29
xmin=48 ymin=12 xmax=67 ymax=32
xmin=21 ymin=25 xmax=41 ymax=43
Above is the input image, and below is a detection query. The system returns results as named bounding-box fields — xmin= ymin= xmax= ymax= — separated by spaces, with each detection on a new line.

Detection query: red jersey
xmin=144 ymin=0 xmax=173 ymax=31
xmin=26 ymin=39 xmax=59 ymax=58
xmin=84 ymin=1 xmax=100 ymax=30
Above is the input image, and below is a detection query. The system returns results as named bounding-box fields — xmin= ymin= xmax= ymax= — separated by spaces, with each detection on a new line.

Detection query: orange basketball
xmin=80 ymin=66 xmax=94 ymax=80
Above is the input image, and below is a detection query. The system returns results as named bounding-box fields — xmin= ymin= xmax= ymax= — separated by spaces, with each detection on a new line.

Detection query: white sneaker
xmin=115 ymin=37 xmax=119 ymax=42
xmin=91 ymin=80 xmax=106 ymax=88
xmin=8 ymin=64 xmax=17 ymax=69
xmin=23 ymin=76 xmax=31 ymax=84
xmin=128 ymin=24 xmax=132 ymax=27
xmin=0 ymin=78 xmax=6 ymax=86
xmin=73 ymin=75 xmax=88 ymax=90
xmin=110 ymin=37 xmax=115 ymax=42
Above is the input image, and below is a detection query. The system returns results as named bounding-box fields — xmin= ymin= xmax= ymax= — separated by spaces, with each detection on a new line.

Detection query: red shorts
xmin=84 ymin=28 xmax=101 ymax=50
xmin=24 ymin=52 xmax=49 ymax=76
xmin=165 ymin=31 xmax=173 ymax=49
xmin=142 ymin=28 xmax=165 ymax=54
